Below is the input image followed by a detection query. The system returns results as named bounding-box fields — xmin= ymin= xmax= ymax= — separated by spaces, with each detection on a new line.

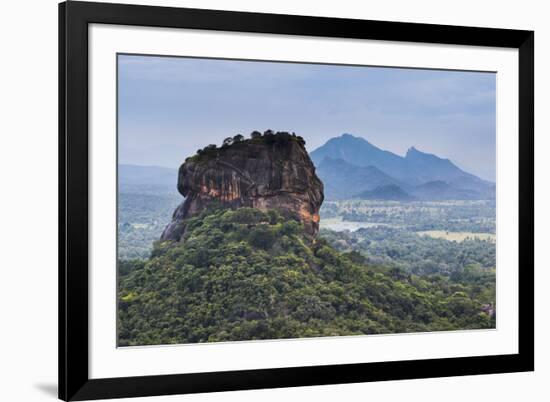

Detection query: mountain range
xmin=311 ymin=133 xmax=494 ymax=201
xmin=118 ymin=133 xmax=494 ymax=202
xmin=354 ymin=184 xmax=415 ymax=201
xmin=118 ymin=164 xmax=177 ymax=194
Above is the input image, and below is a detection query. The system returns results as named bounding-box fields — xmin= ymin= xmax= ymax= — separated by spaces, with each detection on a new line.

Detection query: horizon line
xmin=119 ymin=132 xmax=494 ymax=182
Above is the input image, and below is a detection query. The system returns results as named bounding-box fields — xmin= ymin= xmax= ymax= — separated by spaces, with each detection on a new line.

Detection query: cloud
xmin=118 ymin=55 xmax=497 ymax=181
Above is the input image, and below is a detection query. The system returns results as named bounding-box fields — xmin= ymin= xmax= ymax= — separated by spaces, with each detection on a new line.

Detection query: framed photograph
xmin=59 ymin=1 xmax=534 ymax=400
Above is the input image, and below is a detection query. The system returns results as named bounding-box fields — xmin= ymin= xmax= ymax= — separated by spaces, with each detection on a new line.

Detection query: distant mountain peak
xmin=334 ymin=133 xmax=375 ymax=145
xmin=405 ymin=146 xmax=454 ymax=164
xmin=406 ymin=146 xmax=432 ymax=158
xmin=310 ymin=133 xmax=493 ymax=200
xmin=330 ymin=133 xmax=365 ymax=143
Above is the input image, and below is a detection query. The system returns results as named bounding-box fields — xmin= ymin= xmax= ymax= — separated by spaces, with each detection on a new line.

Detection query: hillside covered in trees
xmin=118 ymin=207 xmax=495 ymax=346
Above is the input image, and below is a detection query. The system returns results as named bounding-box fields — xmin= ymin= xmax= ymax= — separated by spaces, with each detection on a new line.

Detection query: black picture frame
xmin=59 ymin=1 xmax=534 ymax=400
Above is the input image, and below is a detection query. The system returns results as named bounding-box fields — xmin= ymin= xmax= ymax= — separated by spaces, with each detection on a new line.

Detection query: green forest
xmin=118 ymin=207 xmax=495 ymax=346
xmin=321 ymin=226 xmax=495 ymax=276
xmin=118 ymin=192 xmax=181 ymax=260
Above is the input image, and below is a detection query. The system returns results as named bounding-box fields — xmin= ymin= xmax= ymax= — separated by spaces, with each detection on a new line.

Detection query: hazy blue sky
xmin=118 ymin=54 xmax=496 ymax=181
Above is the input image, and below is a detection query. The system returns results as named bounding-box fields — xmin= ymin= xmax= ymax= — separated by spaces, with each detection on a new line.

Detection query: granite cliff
xmin=161 ymin=131 xmax=324 ymax=241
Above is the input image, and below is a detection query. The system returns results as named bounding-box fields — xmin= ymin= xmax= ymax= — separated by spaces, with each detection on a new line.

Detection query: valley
xmin=118 ymin=192 xmax=496 ymax=278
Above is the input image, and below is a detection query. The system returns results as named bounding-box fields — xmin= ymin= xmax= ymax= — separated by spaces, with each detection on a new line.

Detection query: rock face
xmin=161 ymin=132 xmax=324 ymax=241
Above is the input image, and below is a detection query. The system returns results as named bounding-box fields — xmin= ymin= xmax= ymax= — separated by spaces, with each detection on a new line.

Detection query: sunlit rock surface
xmin=161 ymin=132 xmax=324 ymax=241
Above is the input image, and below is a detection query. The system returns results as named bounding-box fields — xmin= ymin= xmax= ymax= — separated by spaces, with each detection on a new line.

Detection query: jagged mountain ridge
xmin=311 ymin=134 xmax=413 ymax=182
xmin=311 ymin=133 xmax=494 ymax=200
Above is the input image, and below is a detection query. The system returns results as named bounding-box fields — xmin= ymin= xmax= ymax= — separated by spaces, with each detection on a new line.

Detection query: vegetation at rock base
xmin=118 ymin=207 xmax=495 ymax=346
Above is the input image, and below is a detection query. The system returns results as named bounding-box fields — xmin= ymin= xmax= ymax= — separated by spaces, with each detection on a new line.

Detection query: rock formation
xmin=161 ymin=131 xmax=324 ymax=241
